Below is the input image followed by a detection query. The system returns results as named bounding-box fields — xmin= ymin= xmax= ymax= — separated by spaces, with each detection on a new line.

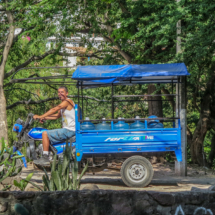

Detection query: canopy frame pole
xmin=78 ymin=81 xmax=80 ymax=121
xmin=172 ymin=80 xmax=174 ymax=121
xmin=175 ymin=76 xmax=187 ymax=176
xmin=79 ymin=117 xmax=179 ymax=123
xmin=111 ymin=84 xmax=114 ymax=119
xmin=78 ymin=81 xmax=80 ymax=107
xmin=172 ymin=80 xmax=175 ymax=128
xmin=81 ymin=81 xmax=84 ymax=120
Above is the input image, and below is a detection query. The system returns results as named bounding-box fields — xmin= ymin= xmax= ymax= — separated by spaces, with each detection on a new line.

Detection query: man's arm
xmin=33 ymin=101 xmax=68 ymax=119
xmin=43 ymin=111 xmax=61 ymax=120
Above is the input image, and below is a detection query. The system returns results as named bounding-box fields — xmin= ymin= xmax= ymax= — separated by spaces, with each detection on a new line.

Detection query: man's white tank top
xmin=61 ymin=99 xmax=75 ymax=131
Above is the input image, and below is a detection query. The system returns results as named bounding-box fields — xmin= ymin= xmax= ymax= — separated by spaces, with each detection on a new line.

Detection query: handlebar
xmin=17 ymin=113 xmax=34 ymax=138
xmin=28 ymin=113 xmax=34 ymax=118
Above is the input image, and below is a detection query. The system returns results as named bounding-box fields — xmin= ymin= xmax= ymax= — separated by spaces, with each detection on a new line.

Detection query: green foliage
xmin=0 ymin=138 xmax=23 ymax=185
xmin=2 ymin=0 xmax=215 ymax=166
xmin=13 ymin=173 xmax=34 ymax=191
xmin=41 ymin=142 xmax=88 ymax=191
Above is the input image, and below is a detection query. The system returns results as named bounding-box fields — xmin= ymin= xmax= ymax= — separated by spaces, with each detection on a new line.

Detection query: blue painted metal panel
xmin=74 ymin=104 xmax=182 ymax=162
xmin=28 ymin=128 xmax=48 ymax=139
xmin=53 ymin=142 xmax=74 ymax=155
xmin=54 ymin=142 xmax=67 ymax=154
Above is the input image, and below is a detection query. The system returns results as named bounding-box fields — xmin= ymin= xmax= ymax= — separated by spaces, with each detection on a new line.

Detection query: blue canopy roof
xmin=72 ymin=63 xmax=189 ymax=87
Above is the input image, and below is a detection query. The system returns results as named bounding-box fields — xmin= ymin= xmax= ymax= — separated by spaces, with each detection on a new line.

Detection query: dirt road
xmin=20 ymin=162 xmax=215 ymax=192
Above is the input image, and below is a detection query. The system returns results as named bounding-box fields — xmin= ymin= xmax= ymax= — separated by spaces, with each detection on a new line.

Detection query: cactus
xmin=41 ymin=141 xmax=88 ymax=191
xmin=14 ymin=203 xmax=29 ymax=215
xmin=0 ymin=138 xmax=23 ymax=186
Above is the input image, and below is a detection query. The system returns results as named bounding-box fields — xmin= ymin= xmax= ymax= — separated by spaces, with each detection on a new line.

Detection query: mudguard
xmin=13 ymin=147 xmax=27 ymax=168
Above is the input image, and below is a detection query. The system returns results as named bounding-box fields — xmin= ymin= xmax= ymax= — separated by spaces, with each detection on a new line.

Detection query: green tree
xmin=177 ymin=0 xmax=215 ymax=165
xmin=0 ymin=0 xmax=86 ymax=144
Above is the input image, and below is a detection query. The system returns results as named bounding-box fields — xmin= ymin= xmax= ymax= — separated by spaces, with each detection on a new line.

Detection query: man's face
xmin=58 ymin=88 xmax=68 ymax=101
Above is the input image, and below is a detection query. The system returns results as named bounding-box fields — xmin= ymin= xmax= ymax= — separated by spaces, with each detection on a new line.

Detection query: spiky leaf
xmin=52 ymin=171 xmax=62 ymax=191
xmin=2 ymin=185 xmax=11 ymax=191
xmin=42 ymin=167 xmax=50 ymax=182
xmin=72 ymin=159 xmax=78 ymax=190
xmin=42 ymin=175 xmax=50 ymax=191
xmin=27 ymin=180 xmax=43 ymax=191
xmin=50 ymin=178 xmax=55 ymax=191
xmin=77 ymin=161 xmax=88 ymax=190
xmin=14 ymin=180 xmax=21 ymax=190
xmin=51 ymin=154 xmax=57 ymax=172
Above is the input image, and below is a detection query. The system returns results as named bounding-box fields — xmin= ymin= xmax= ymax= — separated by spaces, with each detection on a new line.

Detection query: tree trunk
xmin=147 ymin=84 xmax=163 ymax=162
xmin=190 ymin=73 xmax=215 ymax=165
xmin=0 ymin=87 xmax=8 ymax=143
xmin=148 ymin=84 xmax=163 ymax=117
xmin=208 ymin=132 xmax=215 ymax=167
xmin=191 ymin=116 xmax=209 ymax=165
xmin=0 ymin=11 xmax=15 ymax=145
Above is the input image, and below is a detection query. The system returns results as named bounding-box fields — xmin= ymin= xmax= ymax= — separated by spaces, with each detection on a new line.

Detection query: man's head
xmin=58 ymin=86 xmax=68 ymax=101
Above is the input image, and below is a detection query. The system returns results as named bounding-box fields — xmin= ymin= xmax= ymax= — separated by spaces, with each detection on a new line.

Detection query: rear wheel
xmin=120 ymin=156 xmax=153 ymax=187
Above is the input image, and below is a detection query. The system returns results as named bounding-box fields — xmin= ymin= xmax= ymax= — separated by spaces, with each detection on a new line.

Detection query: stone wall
xmin=0 ymin=190 xmax=215 ymax=215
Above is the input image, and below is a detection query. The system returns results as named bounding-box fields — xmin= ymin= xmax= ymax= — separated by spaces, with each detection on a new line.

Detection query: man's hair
xmin=58 ymin=86 xmax=68 ymax=93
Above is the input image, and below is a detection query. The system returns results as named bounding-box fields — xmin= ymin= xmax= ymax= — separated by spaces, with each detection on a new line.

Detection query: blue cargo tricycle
xmin=12 ymin=63 xmax=189 ymax=187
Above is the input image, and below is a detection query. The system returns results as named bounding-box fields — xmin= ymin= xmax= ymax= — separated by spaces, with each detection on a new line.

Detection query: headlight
xmin=13 ymin=124 xmax=23 ymax=133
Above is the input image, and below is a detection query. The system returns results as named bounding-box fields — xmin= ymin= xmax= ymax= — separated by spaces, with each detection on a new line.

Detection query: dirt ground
xmin=154 ymin=162 xmax=215 ymax=178
xmin=21 ymin=162 xmax=215 ymax=192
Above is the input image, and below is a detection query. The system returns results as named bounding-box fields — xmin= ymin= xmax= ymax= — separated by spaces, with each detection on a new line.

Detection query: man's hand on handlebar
xmin=33 ymin=115 xmax=46 ymax=123
xmin=33 ymin=115 xmax=41 ymax=120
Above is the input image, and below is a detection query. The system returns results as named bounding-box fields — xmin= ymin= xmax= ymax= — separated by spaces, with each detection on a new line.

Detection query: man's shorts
xmin=46 ymin=128 xmax=75 ymax=145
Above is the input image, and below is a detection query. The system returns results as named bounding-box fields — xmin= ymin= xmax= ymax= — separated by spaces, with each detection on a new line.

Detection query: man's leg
xmin=42 ymin=131 xmax=50 ymax=155
xmin=33 ymin=131 xmax=50 ymax=166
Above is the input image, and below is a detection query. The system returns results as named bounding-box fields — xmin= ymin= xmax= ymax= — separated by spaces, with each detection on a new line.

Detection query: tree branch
xmin=0 ymin=11 xmax=14 ymax=84
xmin=187 ymin=125 xmax=193 ymax=146
xmin=192 ymin=92 xmax=201 ymax=113
xmin=0 ymin=28 xmax=24 ymax=50
xmin=4 ymin=87 xmax=40 ymax=99
xmin=103 ymin=36 xmax=132 ymax=63
xmin=4 ymin=49 xmax=59 ymax=79
xmin=30 ymin=73 xmax=58 ymax=90
xmin=161 ymin=87 xmax=176 ymax=111
xmin=6 ymin=95 xmax=108 ymax=110
xmin=4 ymin=46 xmax=116 ymax=81
xmin=58 ymin=51 xmax=104 ymax=59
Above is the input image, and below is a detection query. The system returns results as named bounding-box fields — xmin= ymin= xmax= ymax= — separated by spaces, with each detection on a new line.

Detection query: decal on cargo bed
xmin=105 ymin=136 xmax=154 ymax=141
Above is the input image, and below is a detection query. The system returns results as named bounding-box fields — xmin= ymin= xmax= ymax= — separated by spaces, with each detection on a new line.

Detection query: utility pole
xmin=175 ymin=0 xmax=187 ymax=176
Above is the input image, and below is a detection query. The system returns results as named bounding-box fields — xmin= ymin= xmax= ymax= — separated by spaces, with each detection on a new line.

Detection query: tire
xmin=120 ymin=156 xmax=154 ymax=187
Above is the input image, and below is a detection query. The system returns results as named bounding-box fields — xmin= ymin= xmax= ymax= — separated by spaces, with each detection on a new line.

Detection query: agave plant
xmin=0 ymin=138 xmax=23 ymax=185
xmin=14 ymin=173 xmax=34 ymax=191
xmin=31 ymin=142 xmax=88 ymax=191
